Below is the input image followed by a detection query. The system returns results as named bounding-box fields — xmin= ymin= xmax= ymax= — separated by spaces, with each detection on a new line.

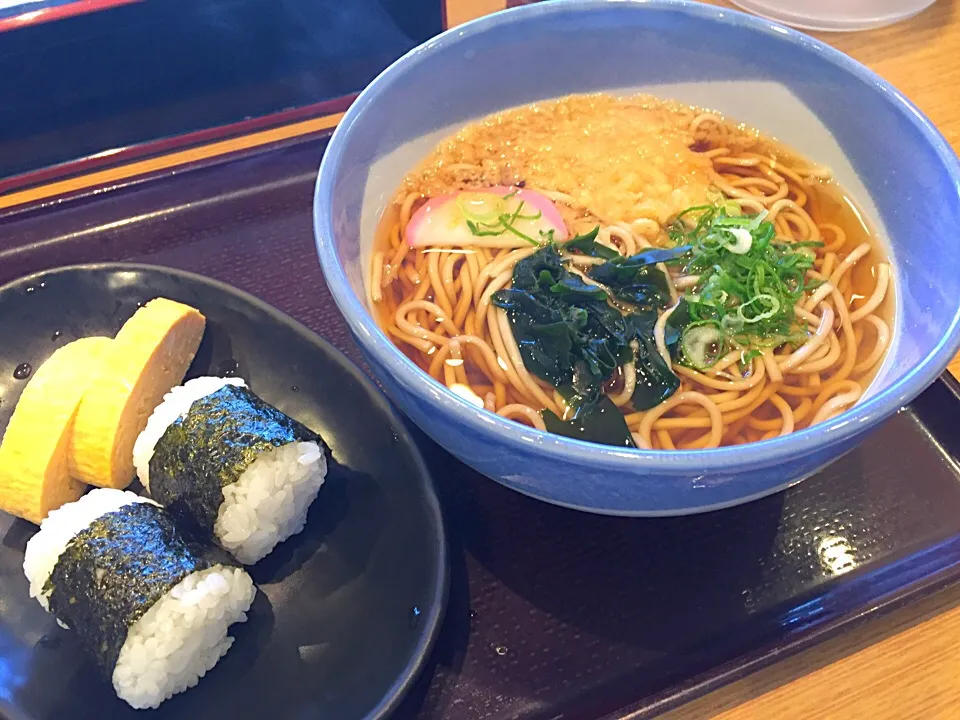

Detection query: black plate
xmin=0 ymin=263 xmax=448 ymax=720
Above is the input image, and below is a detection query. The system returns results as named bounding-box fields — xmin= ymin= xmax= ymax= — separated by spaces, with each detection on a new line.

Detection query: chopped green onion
xmin=681 ymin=322 xmax=725 ymax=370
xmin=500 ymin=218 xmax=538 ymax=245
xmin=667 ymin=203 xmax=822 ymax=358
xmin=724 ymin=227 xmax=753 ymax=254
xmin=457 ymin=192 xmax=503 ymax=223
xmin=463 ymin=197 xmax=542 ymax=246
xmin=737 ymin=293 xmax=781 ymax=324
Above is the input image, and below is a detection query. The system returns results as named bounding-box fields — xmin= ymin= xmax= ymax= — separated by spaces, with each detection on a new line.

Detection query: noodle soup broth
xmin=369 ymin=93 xmax=895 ymax=451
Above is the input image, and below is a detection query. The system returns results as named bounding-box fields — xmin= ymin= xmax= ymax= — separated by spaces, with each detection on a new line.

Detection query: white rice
xmin=112 ymin=565 xmax=254 ymax=709
xmin=24 ymin=488 xmax=155 ymax=612
xmin=133 ymin=375 xmax=327 ymax=565
xmin=215 ymin=441 xmax=326 ymax=564
xmin=133 ymin=376 xmax=246 ymax=491
xmin=22 ymin=488 xmax=256 ymax=710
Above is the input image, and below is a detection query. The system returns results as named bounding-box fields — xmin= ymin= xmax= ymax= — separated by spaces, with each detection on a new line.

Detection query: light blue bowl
xmin=314 ymin=0 xmax=960 ymax=515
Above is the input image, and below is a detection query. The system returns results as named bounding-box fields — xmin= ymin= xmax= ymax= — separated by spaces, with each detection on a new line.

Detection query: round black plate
xmin=0 ymin=264 xmax=448 ymax=720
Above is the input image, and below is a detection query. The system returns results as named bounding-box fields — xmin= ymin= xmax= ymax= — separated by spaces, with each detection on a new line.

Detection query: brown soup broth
xmin=368 ymin=93 xmax=895 ymax=448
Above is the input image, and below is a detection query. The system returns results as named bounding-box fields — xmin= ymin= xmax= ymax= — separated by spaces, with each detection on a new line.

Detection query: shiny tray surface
xmin=2 ymin=136 xmax=960 ymax=719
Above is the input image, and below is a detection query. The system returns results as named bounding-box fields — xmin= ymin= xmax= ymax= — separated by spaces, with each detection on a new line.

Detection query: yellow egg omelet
xmin=70 ymin=298 xmax=206 ymax=489
xmin=0 ymin=337 xmax=112 ymax=524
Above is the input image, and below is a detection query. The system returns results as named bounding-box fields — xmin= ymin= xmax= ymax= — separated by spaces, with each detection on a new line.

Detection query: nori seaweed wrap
xmin=136 ymin=377 xmax=328 ymax=564
xmin=23 ymin=489 xmax=256 ymax=709
xmin=45 ymin=501 xmax=231 ymax=675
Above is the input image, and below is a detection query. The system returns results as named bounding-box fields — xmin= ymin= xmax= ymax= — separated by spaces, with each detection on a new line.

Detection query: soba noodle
xmin=370 ymin=93 xmax=894 ymax=450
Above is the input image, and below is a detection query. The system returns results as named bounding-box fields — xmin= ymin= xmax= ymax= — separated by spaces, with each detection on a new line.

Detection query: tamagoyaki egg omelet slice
xmin=70 ymin=298 xmax=206 ymax=489
xmin=0 ymin=337 xmax=112 ymax=524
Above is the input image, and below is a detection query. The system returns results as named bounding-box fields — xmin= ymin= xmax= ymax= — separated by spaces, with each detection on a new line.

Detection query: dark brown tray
xmin=3 ymin=133 xmax=960 ymax=720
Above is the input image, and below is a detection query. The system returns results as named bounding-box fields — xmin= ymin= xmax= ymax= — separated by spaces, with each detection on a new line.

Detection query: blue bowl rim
xmin=314 ymin=0 xmax=960 ymax=473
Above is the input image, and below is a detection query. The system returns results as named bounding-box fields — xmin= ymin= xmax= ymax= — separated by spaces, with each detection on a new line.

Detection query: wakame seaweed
xmin=562 ymin=227 xmax=620 ymax=259
xmin=491 ymin=243 xmax=686 ymax=446
xmin=543 ymin=395 xmax=635 ymax=448
xmin=587 ymin=245 xmax=691 ymax=310
xmin=45 ymin=502 xmax=231 ymax=677
xmin=149 ymin=385 xmax=325 ymax=538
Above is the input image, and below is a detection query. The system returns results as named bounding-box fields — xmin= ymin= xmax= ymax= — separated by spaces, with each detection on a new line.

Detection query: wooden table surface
xmin=452 ymin=1 xmax=960 ymax=718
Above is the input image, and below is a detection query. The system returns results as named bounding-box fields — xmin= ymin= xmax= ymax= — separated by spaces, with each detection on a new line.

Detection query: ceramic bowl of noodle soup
xmin=314 ymin=0 xmax=960 ymax=514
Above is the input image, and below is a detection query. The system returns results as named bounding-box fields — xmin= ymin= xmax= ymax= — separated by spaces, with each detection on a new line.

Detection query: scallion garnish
xmin=460 ymin=194 xmax=544 ymax=246
xmin=667 ymin=204 xmax=823 ymax=363
xmin=681 ymin=322 xmax=725 ymax=370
